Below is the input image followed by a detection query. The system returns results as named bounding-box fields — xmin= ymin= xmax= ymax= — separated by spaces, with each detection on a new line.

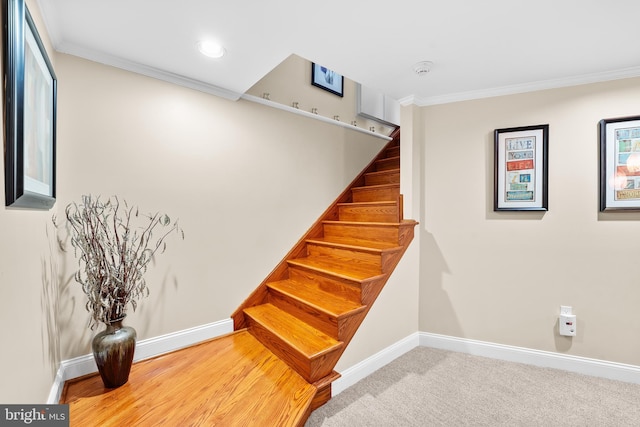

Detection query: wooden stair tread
xmin=244 ymin=304 xmax=343 ymax=360
xmin=376 ymin=155 xmax=400 ymax=163
xmin=288 ymin=255 xmax=383 ymax=281
xmin=60 ymin=331 xmax=316 ymax=427
xmin=366 ymin=168 xmax=399 ymax=175
xmin=268 ymin=279 xmax=366 ymax=318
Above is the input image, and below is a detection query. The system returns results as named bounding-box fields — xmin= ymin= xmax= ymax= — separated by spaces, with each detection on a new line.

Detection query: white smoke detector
xmin=413 ymin=61 xmax=433 ymax=76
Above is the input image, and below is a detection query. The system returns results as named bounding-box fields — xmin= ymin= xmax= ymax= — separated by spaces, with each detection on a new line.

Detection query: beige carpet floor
xmin=306 ymin=347 xmax=640 ymax=426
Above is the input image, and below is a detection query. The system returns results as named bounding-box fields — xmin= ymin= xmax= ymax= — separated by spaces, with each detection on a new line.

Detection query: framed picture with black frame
xmin=599 ymin=115 xmax=640 ymax=211
xmin=494 ymin=124 xmax=549 ymax=211
xmin=311 ymin=63 xmax=344 ymax=97
xmin=3 ymin=0 xmax=57 ymax=209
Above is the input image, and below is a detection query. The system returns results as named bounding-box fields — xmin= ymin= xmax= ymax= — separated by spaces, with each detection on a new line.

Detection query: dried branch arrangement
xmin=55 ymin=195 xmax=183 ymax=329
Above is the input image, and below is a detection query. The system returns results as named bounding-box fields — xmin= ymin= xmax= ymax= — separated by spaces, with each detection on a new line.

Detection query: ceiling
xmin=36 ymin=0 xmax=640 ymax=105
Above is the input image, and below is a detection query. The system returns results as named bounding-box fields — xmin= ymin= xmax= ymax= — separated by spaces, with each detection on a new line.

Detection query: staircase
xmin=60 ymin=129 xmax=417 ymax=427
xmin=231 ymin=127 xmax=418 ymax=416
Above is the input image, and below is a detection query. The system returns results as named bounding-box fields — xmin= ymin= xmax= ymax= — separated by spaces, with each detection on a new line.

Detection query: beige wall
xmin=419 ymin=77 xmax=640 ymax=365
xmin=0 ymin=0 xmax=61 ymax=404
xmin=4 ymin=0 xmax=639 ymax=405
xmin=54 ymin=52 xmax=394 ymax=355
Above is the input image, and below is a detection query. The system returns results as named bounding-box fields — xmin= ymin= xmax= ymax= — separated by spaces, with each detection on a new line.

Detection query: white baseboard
xmin=49 ymin=326 xmax=640 ymax=404
xmin=47 ymin=318 xmax=234 ymax=404
xmin=419 ymin=332 xmax=640 ymax=385
xmin=331 ymin=331 xmax=640 ymax=399
xmin=331 ymin=333 xmax=420 ymax=396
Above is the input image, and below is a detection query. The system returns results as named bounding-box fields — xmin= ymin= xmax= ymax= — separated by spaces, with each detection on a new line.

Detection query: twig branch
xmin=57 ymin=195 xmax=183 ymax=329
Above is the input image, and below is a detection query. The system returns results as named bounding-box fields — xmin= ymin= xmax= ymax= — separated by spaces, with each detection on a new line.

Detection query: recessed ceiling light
xmin=197 ymin=40 xmax=225 ymax=58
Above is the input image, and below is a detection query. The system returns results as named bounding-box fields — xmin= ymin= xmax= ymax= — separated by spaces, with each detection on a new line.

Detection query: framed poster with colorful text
xmin=599 ymin=115 xmax=640 ymax=211
xmin=494 ymin=124 xmax=548 ymax=211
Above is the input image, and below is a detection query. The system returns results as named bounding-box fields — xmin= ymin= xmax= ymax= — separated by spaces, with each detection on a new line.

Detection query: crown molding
xmin=401 ymin=66 xmax=640 ymax=107
xmin=54 ymin=40 xmax=242 ymax=101
xmin=37 ymin=1 xmax=241 ymax=101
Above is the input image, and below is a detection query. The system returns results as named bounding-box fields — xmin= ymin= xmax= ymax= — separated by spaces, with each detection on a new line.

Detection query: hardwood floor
xmin=60 ymin=331 xmax=316 ymax=426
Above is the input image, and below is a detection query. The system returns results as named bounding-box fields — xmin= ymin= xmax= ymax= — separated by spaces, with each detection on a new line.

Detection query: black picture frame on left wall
xmin=3 ymin=0 xmax=57 ymax=209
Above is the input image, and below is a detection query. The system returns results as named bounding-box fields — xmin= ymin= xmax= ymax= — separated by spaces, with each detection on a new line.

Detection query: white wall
xmin=419 ymin=77 xmax=640 ymax=365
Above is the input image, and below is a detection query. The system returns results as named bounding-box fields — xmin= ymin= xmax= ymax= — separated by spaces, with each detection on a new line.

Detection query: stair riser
xmin=322 ymin=222 xmax=403 ymax=245
xmin=305 ymin=243 xmax=382 ymax=271
xmin=364 ymin=170 xmax=399 ymax=186
xmin=288 ymin=266 xmax=364 ymax=304
xmin=245 ymin=318 xmax=341 ymax=383
xmin=385 ymin=146 xmax=400 ymax=158
xmin=267 ymin=289 xmax=339 ymax=338
xmin=311 ymin=371 xmax=342 ymax=411
xmin=311 ymin=386 xmax=332 ymax=411
xmin=267 ymin=285 xmax=367 ymax=342
xmin=288 ymin=262 xmax=385 ymax=306
xmin=352 ymin=186 xmax=399 ymax=202
xmin=375 ymin=157 xmax=400 ymax=171
xmin=338 ymin=204 xmax=398 ymax=222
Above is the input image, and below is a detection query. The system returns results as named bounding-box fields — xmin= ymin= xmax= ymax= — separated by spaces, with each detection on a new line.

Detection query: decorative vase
xmin=92 ymin=317 xmax=137 ymax=388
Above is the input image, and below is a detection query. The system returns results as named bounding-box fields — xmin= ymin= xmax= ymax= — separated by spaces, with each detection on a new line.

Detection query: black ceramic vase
xmin=92 ymin=317 xmax=137 ymax=388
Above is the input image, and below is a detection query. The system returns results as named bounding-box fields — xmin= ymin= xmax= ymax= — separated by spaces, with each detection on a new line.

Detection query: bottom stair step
xmin=245 ymin=303 xmax=344 ymax=382
xmin=60 ymin=330 xmax=317 ymax=426
xmin=267 ymin=279 xmax=367 ymax=339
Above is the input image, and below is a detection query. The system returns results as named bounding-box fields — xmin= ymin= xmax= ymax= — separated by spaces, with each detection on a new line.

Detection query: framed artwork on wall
xmin=311 ymin=63 xmax=344 ymax=97
xmin=599 ymin=115 xmax=640 ymax=211
xmin=494 ymin=124 xmax=549 ymax=211
xmin=3 ymin=0 xmax=57 ymax=209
